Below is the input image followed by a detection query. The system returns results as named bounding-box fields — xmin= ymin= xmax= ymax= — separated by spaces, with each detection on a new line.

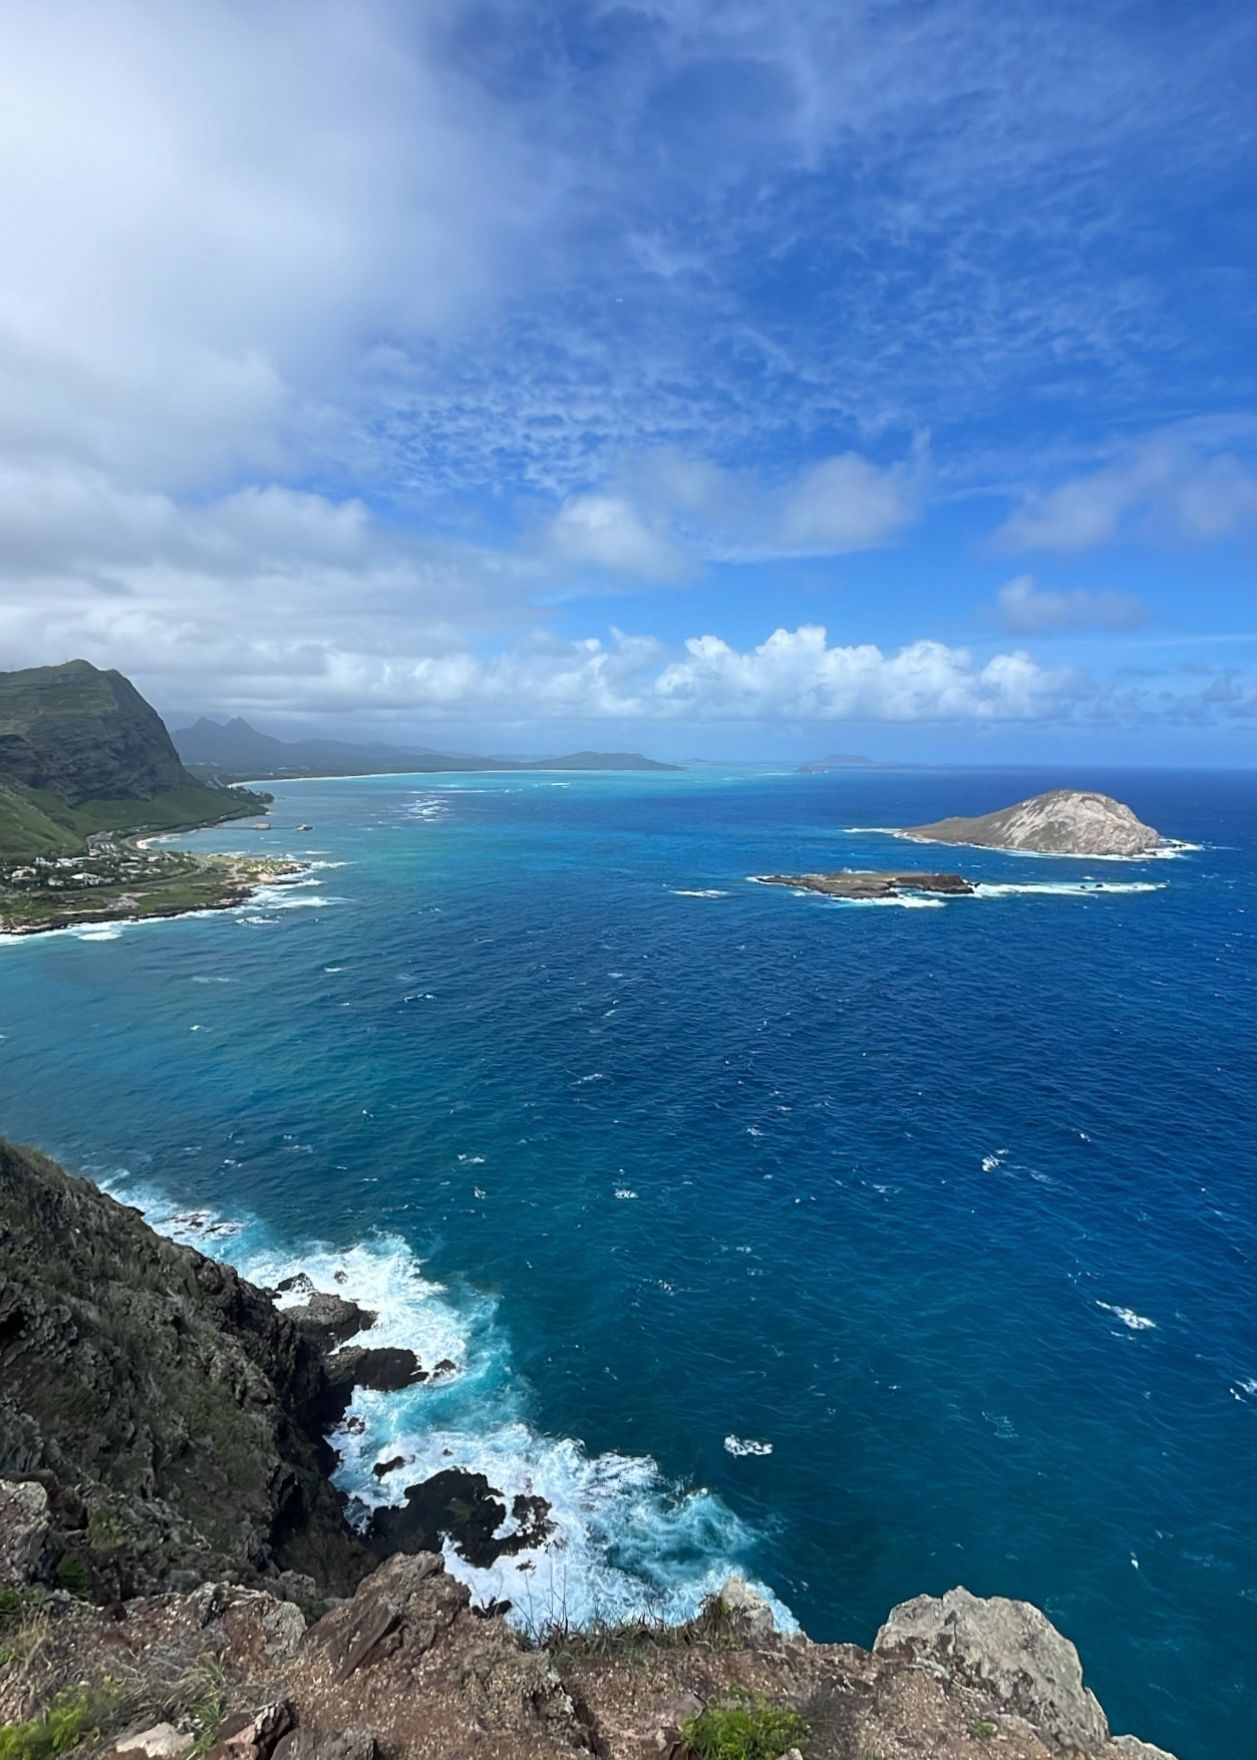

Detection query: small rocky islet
xmin=903 ymin=787 xmax=1167 ymax=857
xmin=755 ymin=869 xmax=974 ymax=899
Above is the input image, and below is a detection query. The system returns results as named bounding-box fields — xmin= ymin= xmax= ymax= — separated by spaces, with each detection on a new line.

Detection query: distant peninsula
xmin=902 ymin=789 xmax=1167 ymax=858
xmin=174 ymin=715 xmax=680 ymax=781
xmin=0 ymin=661 xmax=294 ymax=936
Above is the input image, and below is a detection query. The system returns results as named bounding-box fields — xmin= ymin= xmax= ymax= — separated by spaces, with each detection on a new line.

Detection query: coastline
xmin=0 ymin=845 xmax=307 ymax=940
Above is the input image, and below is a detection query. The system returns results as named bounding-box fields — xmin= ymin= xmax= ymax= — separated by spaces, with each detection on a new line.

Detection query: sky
xmin=1 ymin=0 xmax=1255 ymax=762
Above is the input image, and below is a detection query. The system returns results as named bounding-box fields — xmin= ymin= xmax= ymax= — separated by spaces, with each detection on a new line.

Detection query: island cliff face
xmin=0 ymin=1138 xmax=1177 ymax=1760
xmin=905 ymin=789 xmax=1164 ymax=857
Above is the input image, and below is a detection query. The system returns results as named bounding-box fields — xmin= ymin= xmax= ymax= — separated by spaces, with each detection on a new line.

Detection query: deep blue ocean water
xmin=1 ymin=765 xmax=1254 ymax=1759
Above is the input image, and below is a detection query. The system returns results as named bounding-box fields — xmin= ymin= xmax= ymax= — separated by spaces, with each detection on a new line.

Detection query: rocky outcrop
xmin=874 ymin=1586 xmax=1109 ymax=1747
xmin=755 ymin=869 xmax=974 ymax=898
xmin=0 ymin=1504 xmax=1180 ymax=1760
xmin=0 ymin=1137 xmax=372 ymax=1598
xmin=367 ymin=1469 xmax=554 ymax=1568
xmin=905 ymin=790 xmax=1164 ymax=857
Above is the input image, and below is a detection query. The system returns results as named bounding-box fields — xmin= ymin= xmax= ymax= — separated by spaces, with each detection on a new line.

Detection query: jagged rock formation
xmin=905 ymin=790 xmax=1164 ymax=857
xmin=0 ymin=660 xmax=265 ymax=854
xmin=0 ymin=1546 xmax=1178 ymax=1760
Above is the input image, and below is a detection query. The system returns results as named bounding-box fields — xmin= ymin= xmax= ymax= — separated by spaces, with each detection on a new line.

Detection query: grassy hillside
xmin=0 ymin=661 xmax=267 ymax=857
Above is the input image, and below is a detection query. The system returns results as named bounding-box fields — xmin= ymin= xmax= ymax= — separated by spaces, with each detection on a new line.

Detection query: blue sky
xmin=0 ymin=0 xmax=1255 ymax=760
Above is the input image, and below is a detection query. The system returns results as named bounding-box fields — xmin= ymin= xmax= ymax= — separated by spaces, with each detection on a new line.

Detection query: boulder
xmin=874 ymin=1585 xmax=1109 ymax=1749
xmin=717 ymin=1575 xmax=779 ymax=1641
xmin=0 ymin=1477 xmax=49 ymax=1581
xmin=113 ymin=1724 xmax=194 ymax=1760
xmin=368 ymin=1468 xmax=553 ymax=1569
xmin=327 ymin=1347 xmax=424 ymax=1394
xmin=286 ymin=1293 xmax=375 ymax=1349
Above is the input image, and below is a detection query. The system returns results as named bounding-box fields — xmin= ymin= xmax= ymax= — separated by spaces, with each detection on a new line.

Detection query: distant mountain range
xmin=174 ymin=716 xmax=680 ymax=778
xmin=0 ymin=662 xmax=265 ymax=857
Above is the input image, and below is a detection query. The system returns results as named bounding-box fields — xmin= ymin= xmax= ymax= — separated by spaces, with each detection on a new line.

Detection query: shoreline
xmin=0 ymin=849 xmax=307 ymax=941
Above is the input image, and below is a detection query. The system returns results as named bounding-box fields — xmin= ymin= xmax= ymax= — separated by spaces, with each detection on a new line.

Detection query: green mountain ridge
xmin=0 ymin=661 xmax=266 ymax=857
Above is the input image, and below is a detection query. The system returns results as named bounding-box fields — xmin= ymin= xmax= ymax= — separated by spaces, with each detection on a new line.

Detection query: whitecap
xmin=98 ymin=1177 xmax=792 ymax=1637
xmin=974 ymin=881 xmax=1166 ymax=898
xmin=670 ymin=889 xmax=730 ymax=899
xmin=724 ymin=1436 xmax=773 ymax=1457
xmin=614 ymin=1189 xmax=638 ymax=1200
xmin=1097 ymin=1301 xmax=1157 ymax=1331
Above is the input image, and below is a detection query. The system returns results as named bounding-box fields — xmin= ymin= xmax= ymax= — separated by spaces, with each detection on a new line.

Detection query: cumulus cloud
xmin=997 ymin=437 xmax=1257 ymax=551
xmin=547 ymin=494 xmax=688 ymax=580
xmin=996 ymin=574 xmax=1148 ymax=635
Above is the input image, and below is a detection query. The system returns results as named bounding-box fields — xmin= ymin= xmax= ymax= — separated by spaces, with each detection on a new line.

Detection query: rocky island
xmin=903 ymin=789 xmax=1166 ymax=857
xmin=755 ymin=870 xmax=974 ymax=899
xmin=0 ymin=661 xmax=294 ymax=936
xmin=0 ymin=1135 xmax=1176 ymax=1760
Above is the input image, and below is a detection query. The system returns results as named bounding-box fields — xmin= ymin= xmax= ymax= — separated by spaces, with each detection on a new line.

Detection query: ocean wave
xmin=670 ymin=889 xmax=730 ymax=898
xmin=724 ymin=1436 xmax=773 ymax=1457
xmin=845 ymin=827 xmax=1200 ymax=862
xmin=973 ymin=881 xmax=1166 ymax=898
xmin=1097 ymin=1301 xmax=1157 ymax=1331
xmin=100 ymin=1174 xmax=784 ymax=1634
xmin=341 ymin=1418 xmax=791 ymax=1632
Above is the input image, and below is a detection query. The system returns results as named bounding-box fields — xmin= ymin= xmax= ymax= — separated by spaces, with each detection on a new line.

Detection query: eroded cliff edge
xmin=0 ymin=1139 xmax=1177 ymax=1760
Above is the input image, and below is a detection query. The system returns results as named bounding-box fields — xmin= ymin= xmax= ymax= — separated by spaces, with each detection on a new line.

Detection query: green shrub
xmin=682 ymin=1690 xmax=808 ymax=1760
xmin=52 ymin=1556 xmax=91 ymax=1601
xmin=0 ymin=1686 xmax=108 ymax=1760
xmin=0 ymin=1586 xmax=25 ymax=1633
xmin=970 ymin=1719 xmax=998 ymax=1741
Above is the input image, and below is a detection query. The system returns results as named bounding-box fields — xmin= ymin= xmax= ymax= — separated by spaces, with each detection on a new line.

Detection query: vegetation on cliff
xmin=0 ymin=1138 xmax=370 ymax=1599
xmin=0 ymin=663 xmax=266 ymax=858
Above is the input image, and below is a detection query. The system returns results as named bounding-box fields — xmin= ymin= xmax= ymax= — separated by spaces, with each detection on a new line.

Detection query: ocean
xmin=1 ymin=765 xmax=1253 ymax=1759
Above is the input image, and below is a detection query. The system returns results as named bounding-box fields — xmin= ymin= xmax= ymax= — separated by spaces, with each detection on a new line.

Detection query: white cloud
xmin=0 ymin=0 xmax=533 ymax=487
xmin=778 ymin=452 xmax=922 ymax=553
xmin=996 ymin=574 xmax=1148 ymax=635
xmin=547 ymin=494 xmax=688 ymax=580
xmin=543 ymin=446 xmax=925 ymax=576
xmin=998 ymin=437 xmax=1257 ymax=551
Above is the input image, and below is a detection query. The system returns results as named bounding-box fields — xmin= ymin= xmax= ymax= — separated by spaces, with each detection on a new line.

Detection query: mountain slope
xmin=0 ymin=662 xmax=265 ymax=855
xmin=175 ymin=715 xmax=681 ymax=777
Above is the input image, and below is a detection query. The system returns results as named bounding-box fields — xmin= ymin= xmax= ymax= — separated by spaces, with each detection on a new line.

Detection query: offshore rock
xmin=905 ymin=789 xmax=1164 ymax=857
xmin=755 ymin=869 xmax=973 ymax=899
xmin=367 ymin=1469 xmax=554 ymax=1569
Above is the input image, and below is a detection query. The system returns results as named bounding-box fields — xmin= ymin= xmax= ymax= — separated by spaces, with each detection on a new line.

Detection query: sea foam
xmin=100 ymin=1173 xmax=786 ymax=1635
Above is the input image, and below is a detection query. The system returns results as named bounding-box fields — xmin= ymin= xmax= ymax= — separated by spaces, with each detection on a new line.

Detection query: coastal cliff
xmin=0 ymin=1139 xmax=1177 ymax=1760
xmin=0 ymin=661 xmax=266 ymax=857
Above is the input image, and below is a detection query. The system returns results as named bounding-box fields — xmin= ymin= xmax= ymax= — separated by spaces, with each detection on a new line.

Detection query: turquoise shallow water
xmin=1 ymin=766 xmax=1254 ymax=1758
